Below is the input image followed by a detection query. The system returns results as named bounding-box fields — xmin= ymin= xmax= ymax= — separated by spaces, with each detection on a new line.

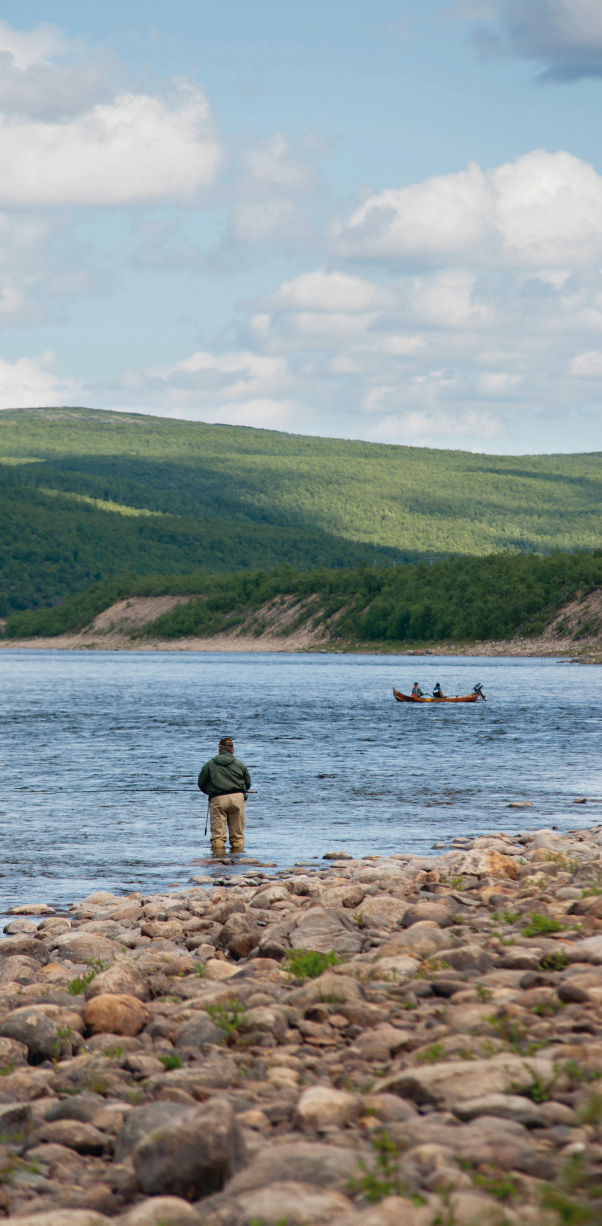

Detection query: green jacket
xmin=198 ymin=752 xmax=251 ymax=799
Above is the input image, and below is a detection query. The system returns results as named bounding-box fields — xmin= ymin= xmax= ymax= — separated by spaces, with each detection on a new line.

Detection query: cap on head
xmin=219 ymin=737 xmax=234 ymax=753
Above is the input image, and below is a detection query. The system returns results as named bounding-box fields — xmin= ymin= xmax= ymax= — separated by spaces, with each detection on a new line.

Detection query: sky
xmin=0 ymin=1 xmax=602 ymax=453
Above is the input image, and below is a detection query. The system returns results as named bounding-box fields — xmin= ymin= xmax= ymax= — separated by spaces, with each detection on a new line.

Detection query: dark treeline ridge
xmin=0 ymin=473 xmax=410 ymax=616
xmin=6 ymin=550 xmax=602 ymax=645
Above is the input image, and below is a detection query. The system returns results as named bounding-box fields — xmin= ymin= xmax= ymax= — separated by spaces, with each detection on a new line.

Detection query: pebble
xmin=0 ymin=825 xmax=602 ymax=1223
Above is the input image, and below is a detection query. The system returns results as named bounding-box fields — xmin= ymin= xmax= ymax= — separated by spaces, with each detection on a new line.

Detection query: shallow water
xmin=1 ymin=650 xmax=600 ymax=909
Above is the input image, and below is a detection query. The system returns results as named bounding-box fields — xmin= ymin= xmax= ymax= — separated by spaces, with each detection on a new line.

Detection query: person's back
xmin=198 ymin=737 xmax=251 ymax=856
xmin=433 ymin=682 xmax=444 ymax=699
xmin=411 ymin=681 xmax=423 ymax=698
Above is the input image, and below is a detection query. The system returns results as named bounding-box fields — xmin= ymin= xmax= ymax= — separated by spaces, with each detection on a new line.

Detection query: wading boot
xmin=211 ymin=840 xmax=227 ymax=857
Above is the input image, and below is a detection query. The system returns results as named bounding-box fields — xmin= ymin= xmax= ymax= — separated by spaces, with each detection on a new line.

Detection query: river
xmin=0 ymin=650 xmax=600 ymax=910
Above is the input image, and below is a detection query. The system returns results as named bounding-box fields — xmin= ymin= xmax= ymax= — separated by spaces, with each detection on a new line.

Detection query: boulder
xmin=224 ymin=1141 xmax=359 ymax=1193
xmin=294 ymin=1086 xmax=360 ymax=1131
xmin=83 ymin=994 xmax=151 ymax=1036
xmin=249 ymin=885 xmax=294 ymax=908
xmin=85 ymin=960 xmax=150 ymax=1001
xmin=0 ymin=1007 xmax=60 ymax=1063
xmin=176 ymin=1013 xmax=224 ymax=1048
xmin=401 ymin=902 xmax=452 ymax=928
xmin=226 ymin=932 xmax=259 ymax=959
xmin=454 ymin=1093 xmax=546 ymax=1127
xmin=0 ymin=1034 xmax=29 ymax=1068
xmin=50 ymin=933 xmax=120 ymax=963
xmin=0 ymin=1102 xmax=32 ymax=1141
xmin=451 ymin=850 xmax=518 ymax=880
xmin=335 ymin=1197 xmax=432 ymax=1226
xmin=114 ymin=1102 xmax=189 ymax=1162
xmin=0 ymin=936 xmax=49 ymax=963
xmin=443 ymin=945 xmax=492 ymax=974
xmin=378 ymin=1053 xmax=556 ymax=1110
xmin=379 ymin=924 xmax=452 ymax=959
xmin=289 ymin=971 xmax=363 ymax=1006
xmin=117 ymin=1197 xmax=202 ymax=1225
xmin=355 ymin=896 xmax=408 ymax=926
xmin=34 ymin=1119 xmax=111 ymax=1155
xmin=133 ymin=1098 xmax=243 ymax=1198
xmin=0 ymin=1215 xmax=111 ymax=1226
xmin=196 ymin=1181 xmax=352 ymax=1226
xmin=287 ymin=908 xmax=362 ymax=956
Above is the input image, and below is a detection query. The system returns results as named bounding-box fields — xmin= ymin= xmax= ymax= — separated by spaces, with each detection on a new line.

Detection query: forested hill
xmin=1 ymin=406 xmax=602 ymax=615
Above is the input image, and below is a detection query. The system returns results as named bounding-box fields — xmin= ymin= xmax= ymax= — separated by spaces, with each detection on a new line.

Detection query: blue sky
xmin=0 ymin=0 xmax=602 ymax=452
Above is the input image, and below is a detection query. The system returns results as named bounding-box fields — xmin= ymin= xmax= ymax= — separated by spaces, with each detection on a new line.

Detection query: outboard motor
xmin=473 ymin=681 xmax=486 ymax=700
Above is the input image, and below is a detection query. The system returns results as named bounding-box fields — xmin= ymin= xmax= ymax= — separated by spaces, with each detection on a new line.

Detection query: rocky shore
xmin=2 ymin=829 xmax=602 ymax=1225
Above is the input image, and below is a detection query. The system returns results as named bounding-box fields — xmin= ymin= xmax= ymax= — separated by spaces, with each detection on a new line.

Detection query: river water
xmin=1 ymin=650 xmax=600 ymax=910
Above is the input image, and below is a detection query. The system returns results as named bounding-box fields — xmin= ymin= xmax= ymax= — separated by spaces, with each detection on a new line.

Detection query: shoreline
xmin=1 ymin=825 xmax=602 ymax=1222
xmin=0 ymin=632 xmax=595 ymax=660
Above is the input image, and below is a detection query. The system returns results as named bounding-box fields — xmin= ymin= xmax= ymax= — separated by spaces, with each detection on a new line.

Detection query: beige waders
xmin=209 ymin=791 xmax=245 ymax=855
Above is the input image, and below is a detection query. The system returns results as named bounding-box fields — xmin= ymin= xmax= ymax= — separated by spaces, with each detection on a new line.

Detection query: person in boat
xmin=198 ymin=736 xmax=251 ymax=856
xmin=433 ymin=682 xmax=445 ymax=699
xmin=411 ymin=681 xmax=424 ymax=698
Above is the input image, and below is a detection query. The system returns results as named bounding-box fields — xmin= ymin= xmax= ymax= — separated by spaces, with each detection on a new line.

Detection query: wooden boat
xmin=393 ymin=687 xmax=483 ymax=704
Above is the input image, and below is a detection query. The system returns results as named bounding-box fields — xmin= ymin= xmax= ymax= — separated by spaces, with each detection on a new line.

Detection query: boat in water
xmin=393 ymin=684 xmax=486 ymax=704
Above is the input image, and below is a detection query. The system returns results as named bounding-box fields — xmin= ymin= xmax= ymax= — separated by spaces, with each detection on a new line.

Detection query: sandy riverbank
xmin=1 ymin=825 xmax=602 ymax=1222
xmin=1 ymin=587 xmax=601 ymax=660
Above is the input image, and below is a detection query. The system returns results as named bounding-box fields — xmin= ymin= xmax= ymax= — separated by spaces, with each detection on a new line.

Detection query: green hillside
xmin=1 ymin=406 xmax=602 ymax=615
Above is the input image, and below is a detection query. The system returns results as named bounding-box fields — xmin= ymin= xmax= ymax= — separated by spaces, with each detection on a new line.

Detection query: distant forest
xmin=6 ymin=550 xmax=602 ymax=646
xmin=1 ymin=407 xmax=602 ymax=616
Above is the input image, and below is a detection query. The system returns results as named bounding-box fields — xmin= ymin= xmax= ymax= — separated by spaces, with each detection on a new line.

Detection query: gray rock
xmin=34 ymin=1119 xmax=111 ymax=1155
xmin=133 ymin=1098 xmax=244 ymax=1199
xmin=0 ymin=936 xmax=49 ymax=964
xmin=195 ymin=1181 xmax=353 ymax=1226
xmin=443 ymin=945 xmax=492 ymax=974
xmin=84 ymin=960 xmax=150 ymax=1001
xmin=378 ymin=1053 xmax=556 ymax=1110
xmin=225 ymin=1141 xmax=359 ymax=1193
xmin=287 ymin=907 xmax=363 ymax=956
xmin=46 ymin=1095 xmax=103 ymax=1125
xmin=0 ymin=1007 xmax=59 ymax=1063
xmin=0 ymin=1034 xmax=29 ymax=1068
xmin=176 ymin=1013 xmax=224 ymax=1048
xmin=454 ymin=1093 xmax=546 ymax=1127
xmin=114 ymin=1102 xmax=188 ymax=1162
xmin=117 ymin=1197 xmax=203 ymax=1225
xmin=0 ymin=1101 xmax=32 ymax=1141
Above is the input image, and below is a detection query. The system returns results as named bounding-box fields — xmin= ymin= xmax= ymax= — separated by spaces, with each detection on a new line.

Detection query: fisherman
xmin=433 ymin=682 xmax=445 ymax=699
xmin=411 ymin=681 xmax=424 ymax=698
xmin=198 ymin=736 xmax=251 ymax=856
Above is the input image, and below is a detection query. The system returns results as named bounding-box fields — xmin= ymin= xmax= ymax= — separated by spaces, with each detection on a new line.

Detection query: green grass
xmin=284 ymin=949 xmax=340 ymax=980
xmin=158 ymin=1052 xmax=184 ymax=1071
xmin=522 ymin=912 xmax=565 ymax=938
xmin=205 ymin=1000 xmax=246 ymax=1044
xmin=3 ymin=405 xmax=602 ymax=618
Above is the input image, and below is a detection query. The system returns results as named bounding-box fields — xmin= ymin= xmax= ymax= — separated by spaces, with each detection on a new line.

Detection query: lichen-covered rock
xmin=224 ymin=1141 xmax=359 ymax=1193
xmin=117 ymin=1196 xmax=202 ymax=1225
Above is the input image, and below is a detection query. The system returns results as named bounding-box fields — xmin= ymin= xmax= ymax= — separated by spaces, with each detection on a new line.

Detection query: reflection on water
xmin=0 ymin=650 xmax=600 ymax=908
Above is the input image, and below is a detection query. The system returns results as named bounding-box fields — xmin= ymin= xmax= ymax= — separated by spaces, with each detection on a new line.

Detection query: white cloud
xmin=262 ymin=269 xmax=395 ymax=312
xmin=0 ymin=82 xmax=219 ymax=207
xmin=335 ymin=150 xmax=602 ymax=268
xmin=456 ymin=0 xmax=602 ymax=80
xmin=0 ymin=20 xmax=65 ymax=71
xmin=0 ymin=351 xmax=81 ymax=408
xmin=571 ymin=349 xmax=602 ymax=377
